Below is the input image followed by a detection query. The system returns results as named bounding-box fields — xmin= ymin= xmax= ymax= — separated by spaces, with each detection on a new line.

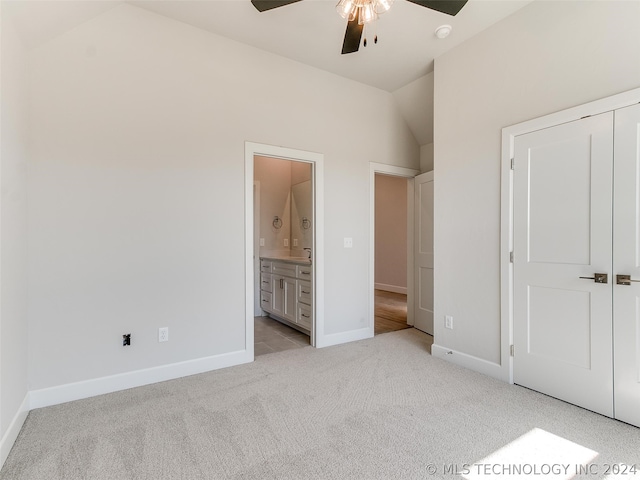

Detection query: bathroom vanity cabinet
xmin=260 ymin=258 xmax=313 ymax=334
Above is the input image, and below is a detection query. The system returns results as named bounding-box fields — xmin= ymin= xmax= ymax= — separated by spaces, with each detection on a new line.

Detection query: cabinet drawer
xmin=272 ymin=262 xmax=297 ymax=278
xmin=296 ymin=265 xmax=312 ymax=281
xmin=260 ymin=260 xmax=272 ymax=273
xmin=260 ymin=273 xmax=273 ymax=293
xmin=260 ymin=291 xmax=272 ymax=312
xmin=297 ymin=280 xmax=312 ymax=305
xmin=297 ymin=303 xmax=312 ymax=330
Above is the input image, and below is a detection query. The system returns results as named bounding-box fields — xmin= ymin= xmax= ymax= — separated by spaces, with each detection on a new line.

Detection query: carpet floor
xmin=1 ymin=328 xmax=638 ymax=479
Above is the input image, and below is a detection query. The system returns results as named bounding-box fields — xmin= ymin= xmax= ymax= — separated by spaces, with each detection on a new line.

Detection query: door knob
xmin=579 ymin=273 xmax=608 ymax=283
xmin=616 ymin=274 xmax=640 ymax=285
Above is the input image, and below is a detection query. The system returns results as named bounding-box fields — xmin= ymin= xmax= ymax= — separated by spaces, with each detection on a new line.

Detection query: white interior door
xmin=613 ymin=103 xmax=640 ymax=427
xmin=414 ymin=171 xmax=434 ymax=335
xmin=513 ymin=112 xmax=614 ymax=417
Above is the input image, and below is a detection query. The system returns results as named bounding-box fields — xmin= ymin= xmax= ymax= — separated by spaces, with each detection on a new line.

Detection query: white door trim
xmin=369 ymin=162 xmax=420 ymax=336
xmin=245 ymin=142 xmax=324 ymax=354
xmin=500 ymin=87 xmax=640 ymax=384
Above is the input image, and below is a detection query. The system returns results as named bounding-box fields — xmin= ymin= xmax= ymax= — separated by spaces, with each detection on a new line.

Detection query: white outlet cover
xmin=445 ymin=315 xmax=454 ymax=329
xmin=344 ymin=237 xmax=353 ymax=248
xmin=284 ymin=238 xmax=289 ymax=247
xmin=293 ymin=239 xmax=298 ymax=247
xmin=159 ymin=327 xmax=169 ymax=342
xmin=259 ymin=238 xmax=265 ymax=247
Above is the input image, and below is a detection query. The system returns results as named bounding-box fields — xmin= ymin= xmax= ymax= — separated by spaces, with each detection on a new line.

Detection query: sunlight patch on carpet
xmin=464 ymin=428 xmax=598 ymax=479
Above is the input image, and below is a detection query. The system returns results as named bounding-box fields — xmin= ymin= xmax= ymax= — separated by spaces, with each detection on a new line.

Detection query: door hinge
xmin=510 ymin=251 xmax=514 ymax=263
xmin=510 ymin=158 xmax=514 ymax=170
xmin=510 ymin=344 xmax=514 ymax=357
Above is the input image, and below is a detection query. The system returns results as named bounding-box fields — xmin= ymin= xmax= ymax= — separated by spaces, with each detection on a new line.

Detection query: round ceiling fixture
xmin=435 ymin=24 xmax=452 ymax=39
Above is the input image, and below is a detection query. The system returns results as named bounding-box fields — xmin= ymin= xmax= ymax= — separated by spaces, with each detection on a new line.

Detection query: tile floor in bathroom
xmin=254 ymin=316 xmax=310 ymax=356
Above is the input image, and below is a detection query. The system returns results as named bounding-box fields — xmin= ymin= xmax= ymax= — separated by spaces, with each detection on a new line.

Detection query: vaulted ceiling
xmin=3 ymin=0 xmax=533 ymax=145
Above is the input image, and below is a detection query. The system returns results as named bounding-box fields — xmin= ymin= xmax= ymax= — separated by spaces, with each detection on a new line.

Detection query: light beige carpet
xmin=1 ymin=328 xmax=638 ymax=479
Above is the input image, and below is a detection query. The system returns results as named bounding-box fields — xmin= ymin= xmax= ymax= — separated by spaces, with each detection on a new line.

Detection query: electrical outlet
xmin=158 ymin=327 xmax=169 ymax=342
xmin=344 ymin=237 xmax=353 ymax=248
xmin=445 ymin=315 xmax=454 ymax=330
xmin=284 ymin=238 xmax=289 ymax=247
xmin=293 ymin=239 xmax=298 ymax=247
xmin=259 ymin=238 xmax=265 ymax=247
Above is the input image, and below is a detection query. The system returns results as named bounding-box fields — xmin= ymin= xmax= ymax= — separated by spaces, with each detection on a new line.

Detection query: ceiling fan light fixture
xmin=336 ymin=0 xmax=356 ymax=19
xmin=358 ymin=2 xmax=378 ymax=25
xmin=375 ymin=0 xmax=394 ymax=14
xmin=337 ymin=0 xmax=386 ymax=26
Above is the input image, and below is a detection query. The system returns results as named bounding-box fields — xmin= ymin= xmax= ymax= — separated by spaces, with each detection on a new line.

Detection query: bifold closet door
xmin=613 ymin=102 xmax=640 ymax=428
xmin=513 ymin=112 xmax=615 ymax=417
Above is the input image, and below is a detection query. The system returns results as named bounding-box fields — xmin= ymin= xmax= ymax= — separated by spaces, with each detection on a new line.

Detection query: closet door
xmin=513 ymin=112 xmax=614 ymax=417
xmin=613 ymin=103 xmax=640 ymax=427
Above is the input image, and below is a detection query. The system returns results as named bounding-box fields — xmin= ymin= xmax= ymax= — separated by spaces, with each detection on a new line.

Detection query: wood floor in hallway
xmin=374 ymin=289 xmax=410 ymax=335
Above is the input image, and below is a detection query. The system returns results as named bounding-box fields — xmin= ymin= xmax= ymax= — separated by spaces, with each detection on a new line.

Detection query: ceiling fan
xmin=250 ymin=0 xmax=468 ymax=54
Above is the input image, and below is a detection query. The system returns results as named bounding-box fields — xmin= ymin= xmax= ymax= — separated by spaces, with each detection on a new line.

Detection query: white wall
xmin=26 ymin=4 xmax=418 ymax=391
xmin=0 ymin=7 xmax=29 ymax=455
xmin=374 ymin=174 xmax=407 ymax=292
xmin=434 ymin=0 xmax=640 ymax=373
xmin=392 ymin=72 xmax=434 ymax=146
xmin=420 ymin=143 xmax=433 ymax=173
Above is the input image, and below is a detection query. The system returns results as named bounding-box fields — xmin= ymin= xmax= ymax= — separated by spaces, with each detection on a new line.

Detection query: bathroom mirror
xmin=290 ymin=179 xmax=312 ymax=252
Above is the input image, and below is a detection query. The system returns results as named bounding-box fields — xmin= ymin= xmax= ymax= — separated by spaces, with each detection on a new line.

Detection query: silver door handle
xmin=616 ymin=274 xmax=640 ymax=285
xmin=579 ymin=273 xmax=608 ymax=283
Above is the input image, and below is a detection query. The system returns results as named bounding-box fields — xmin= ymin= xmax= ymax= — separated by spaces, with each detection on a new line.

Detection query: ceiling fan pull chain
xmin=374 ymin=19 xmax=378 ymax=44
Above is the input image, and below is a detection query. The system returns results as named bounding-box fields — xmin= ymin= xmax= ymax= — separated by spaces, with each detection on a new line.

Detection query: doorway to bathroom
xmin=244 ymin=143 xmax=325 ymax=359
xmin=254 ymin=156 xmax=313 ymax=355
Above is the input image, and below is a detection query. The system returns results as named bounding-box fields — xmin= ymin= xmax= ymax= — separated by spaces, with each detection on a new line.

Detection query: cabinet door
xmin=297 ymin=280 xmax=312 ymax=305
xmin=260 ymin=273 xmax=273 ymax=293
xmin=260 ymin=291 xmax=273 ymax=313
xmin=282 ymin=277 xmax=297 ymax=323
xmin=272 ymin=275 xmax=285 ymax=317
xmin=297 ymin=303 xmax=312 ymax=330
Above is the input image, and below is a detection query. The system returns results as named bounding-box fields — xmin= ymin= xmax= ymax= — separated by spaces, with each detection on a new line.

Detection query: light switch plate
xmin=259 ymin=238 xmax=265 ymax=247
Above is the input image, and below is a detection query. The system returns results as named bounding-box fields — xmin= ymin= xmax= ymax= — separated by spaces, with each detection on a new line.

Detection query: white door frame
xmin=245 ymin=142 xmax=324 ymax=355
xmin=500 ymin=87 xmax=640 ymax=384
xmin=253 ymin=181 xmax=262 ymax=317
xmin=369 ymin=162 xmax=420 ymax=337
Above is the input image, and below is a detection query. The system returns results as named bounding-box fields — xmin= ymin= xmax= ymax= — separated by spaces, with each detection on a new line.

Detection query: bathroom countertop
xmin=260 ymin=255 xmax=311 ymax=265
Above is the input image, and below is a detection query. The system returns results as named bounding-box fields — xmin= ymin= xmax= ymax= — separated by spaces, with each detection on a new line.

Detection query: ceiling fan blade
xmin=251 ymin=0 xmax=302 ymax=12
xmin=341 ymin=18 xmax=364 ymax=54
xmin=405 ymin=0 xmax=468 ymax=16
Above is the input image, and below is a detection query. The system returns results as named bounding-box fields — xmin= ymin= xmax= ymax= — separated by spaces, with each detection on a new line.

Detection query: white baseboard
xmin=316 ymin=327 xmax=372 ymax=348
xmin=30 ymin=349 xmax=252 ymax=410
xmin=374 ymin=283 xmax=407 ymax=295
xmin=0 ymin=393 xmax=30 ymax=470
xmin=432 ymin=344 xmax=508 ymax=382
